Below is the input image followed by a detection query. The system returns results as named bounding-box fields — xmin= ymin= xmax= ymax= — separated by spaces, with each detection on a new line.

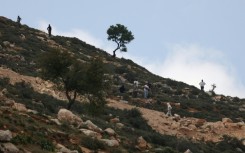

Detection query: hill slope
xmin=0 ymin=16 xmax=245 ymax=153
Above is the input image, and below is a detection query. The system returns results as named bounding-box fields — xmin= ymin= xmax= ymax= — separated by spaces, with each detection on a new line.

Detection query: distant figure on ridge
xmin=47 ymin=24 xmax=52 ymax=37
xmin=143 ymin=84 xmax=149 ymax=99
xmin=166 ymin=102 xmax=172 ymax=116
xmin=17 ymin=15 xmax=21 ymax=27
xmin=199 ymin=79 xmax=206 ymax=91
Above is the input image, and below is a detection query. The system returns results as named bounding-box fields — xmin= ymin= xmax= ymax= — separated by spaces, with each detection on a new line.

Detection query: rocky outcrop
xmin=57 ymin=109 xmax=83 ymax=126
xmin=0 ymin=130 xmax=12 ymax=142
xmin=0 ymin=143 xmax=19 ymax=153
xmin=83 ymin=120 xmax=103 ymax=133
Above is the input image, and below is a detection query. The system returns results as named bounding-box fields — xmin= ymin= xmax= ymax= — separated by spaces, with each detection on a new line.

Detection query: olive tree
xmin=107 ymin=24 xmax=134 ymax=57
xmin=37 ymin=49 xmax=109 ymax=111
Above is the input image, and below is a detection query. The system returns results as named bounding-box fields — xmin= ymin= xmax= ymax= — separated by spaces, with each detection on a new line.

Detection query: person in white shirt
xmin=144 ymin=84 xmax=149 ymax=98
xmin=166 ymin=103 xmax=172 ymax=116
xmin=199 ymin=79 xmax=206 ymax=91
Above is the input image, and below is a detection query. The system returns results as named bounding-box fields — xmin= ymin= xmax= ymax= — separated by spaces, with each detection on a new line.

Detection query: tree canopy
xmin=107 ymin=24 xmax=134 ymax=57
xmin=38 ymin=49 xmax=106 ymax=111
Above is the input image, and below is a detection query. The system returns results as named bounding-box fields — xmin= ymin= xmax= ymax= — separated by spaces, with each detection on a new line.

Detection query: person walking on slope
xmin=166 ymin=102 xmax=172 ymax=116
xmin=143 ymin=84 xmax=149 ymax=99
xmin=47 ymin=24 xmax=52 ymax=37
xmin=199 ymin=79 xmax=206 ymax=91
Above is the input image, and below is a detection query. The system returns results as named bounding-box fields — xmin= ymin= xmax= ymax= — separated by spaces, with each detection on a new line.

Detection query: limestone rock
xmin=84 ymin=120 xmax=103 ymax=133
xmin=12 ymin=102 xmax=28 ymax=112
xmin=51 ymin=119 xmax=62 ymax=125
xmin=184 ymin=149 xmax=192 ymax=153
xmin=56 ymin=143 xmax=78 ymax=153
xmin=110 ymin=117 xmax=120 ymax=123
xmin=136 ymin=136 xmax=148 ymax=151
xmin=104 ymin=128 xmax=116 ymax=136
xmin=80 ymin=129 xmax=102 ymax=139
xmin=57 ymin=109 xmax=83 ymax=126
xmin=0 ymin=130 xmax=13 ymax=141
xmin=116 ymin=123 xmax=124 ymax=129
xmin=100 ymin=139 xmax=119 ymax=147
xmin=222 ymin=118 xmax=233 ymax=124
xmin=0 ymin=143 xmax=19 ymax=153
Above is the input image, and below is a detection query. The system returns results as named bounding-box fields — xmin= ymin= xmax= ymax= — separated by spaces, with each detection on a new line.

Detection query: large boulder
xmin=83 ymin=120 xmax=102 ymax=133
xmin=135 ymin=136 xmax=148 ymax=151
xmin=57 ymin=109 xmax=83 ymax=126
xmin=222 ymin=118 xmax=233 ymax=124
xmin=79 ymin=129 xmax=102 ymax=139
xmin=104 ymin=128 xmax=116 ymax=136
xmin=0 ymin=130 xmax=12 ymax=142
xmin=12 ymin=102 xmax=28 ymax=112
xmin=0 ymin=143 xmax=19 ymax=153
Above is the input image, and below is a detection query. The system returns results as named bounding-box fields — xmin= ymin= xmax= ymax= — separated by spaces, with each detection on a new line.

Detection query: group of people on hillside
xmin=16 ymin=15 xmax=52 ymax=37
xmin=118 ymin=79 xmax=208 ymax=117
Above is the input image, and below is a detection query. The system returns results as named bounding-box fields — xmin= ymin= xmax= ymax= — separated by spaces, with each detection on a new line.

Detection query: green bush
xmin=11 ymin=134 xmax=33 ymax=145
xmin=80 ymin=136 xmax=106 ymax=150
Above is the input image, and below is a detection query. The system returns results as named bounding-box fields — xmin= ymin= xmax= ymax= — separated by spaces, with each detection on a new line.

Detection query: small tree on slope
xmin=107 ymin=24 xmax=134 ymax=57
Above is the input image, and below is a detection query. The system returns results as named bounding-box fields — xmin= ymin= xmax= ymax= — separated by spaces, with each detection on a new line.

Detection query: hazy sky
xmin=1 ymin=0 xmax=245 ymax=98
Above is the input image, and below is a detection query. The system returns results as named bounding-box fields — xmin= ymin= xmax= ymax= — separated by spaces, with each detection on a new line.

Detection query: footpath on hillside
xmin=107 ymin=99 xmax=245 ymax=142
xmin=1 ymin=67 xmax=245 ymax=143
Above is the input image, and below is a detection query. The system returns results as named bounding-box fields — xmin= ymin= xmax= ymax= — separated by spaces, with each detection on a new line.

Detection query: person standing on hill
xmin=47 ymin=24 xmax=52 ymax=37
xmin=199 ymin=79 xmax=206 ymax=91
xmin=166 ymin=102 xmax=172 ymax=116
xmin=17 ymin=15 xmax=21 ymax=27
xmin=143 ymin=84 xmax=149 ymax=98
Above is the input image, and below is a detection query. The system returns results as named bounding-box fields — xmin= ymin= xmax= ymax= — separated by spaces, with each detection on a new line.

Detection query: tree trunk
xmin=112 ymin=45 xmax=120 ymax=58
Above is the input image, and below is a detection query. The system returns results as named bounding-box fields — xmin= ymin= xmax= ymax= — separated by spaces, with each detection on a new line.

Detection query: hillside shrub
xmin=80 ymin=136 xmax=106 ymax=150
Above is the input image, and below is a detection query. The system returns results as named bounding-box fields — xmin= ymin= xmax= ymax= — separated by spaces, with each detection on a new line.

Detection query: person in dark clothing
xmin=17 ymin=16 xmax=21 ymax=27
xmin=47 ymin=24 xmax=52 ymax=37
xmin=119 ymin=85 xmax=125 ymax=93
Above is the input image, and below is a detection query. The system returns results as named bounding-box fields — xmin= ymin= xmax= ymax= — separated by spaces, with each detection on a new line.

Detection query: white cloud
xmin=143 ymin=44 xmax=245 ymax=98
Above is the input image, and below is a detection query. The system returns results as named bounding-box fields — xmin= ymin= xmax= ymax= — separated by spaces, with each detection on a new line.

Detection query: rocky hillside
xmin=0 ymin=16 xmax=245 ymax=153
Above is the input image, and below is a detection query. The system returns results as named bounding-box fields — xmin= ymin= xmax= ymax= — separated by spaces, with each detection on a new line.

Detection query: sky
xmin=1 ymin=0 xmax=245 ymax=98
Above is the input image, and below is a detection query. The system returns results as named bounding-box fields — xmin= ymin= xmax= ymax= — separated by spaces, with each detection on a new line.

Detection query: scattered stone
xmin=27 ymin=109 xmax=38 ymax=114
xmin=0 ymin=130 xmax=13 ymax=142
xmin=51 ymin=119 xmax=62 ymax=125
xmin=0 ymin=143 xmax=19 ymax=153
xmin=56 ymin=143 xmax=78 ymax=153
xmin=20 ymin=34 xmax=26 ymax=40
xmin=116 ymin=123 xmax=124 ymax=129
xmin=80 ymin=129 xmax=102 ymax=139
xmin=110 ymin=117 xmax=120 ymax=123
xmin=12 ymin=102 xmax=28 ymax=112
xmin=104 ymin=128 xmax=116 ymax=136
xmin=184 ymin=149 xmax=192 ymax=153
xmin=3 ymin=41 xmax=10 ymax=47
xmin=222 ymin=118 xmax=233 ymax=124
xmin=136 ymin=136 xmax=148 ymax=151
xmin=57 ymin=109 xmax=83 ymax=126
xmin=84 ymin=120 xmax=103 ymax=133
xmin=100 ymin=139 xmax=119 ymax=147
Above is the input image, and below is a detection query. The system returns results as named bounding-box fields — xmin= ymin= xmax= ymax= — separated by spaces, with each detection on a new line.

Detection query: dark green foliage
xmin=80 ymin=136 xmax=106 ymax=150
xmin=37 ymin=49 xmax=85 ymax=110
xmin=161 ymin=147 xmax=177 ymax=153
xmin=11 ymin=134 xmax=33 ymax=145
xmin=107 ymin=24 xmax=134 ymax=57
xmin=124 ymin=108 xmax=152 ymax=130
xmin=38 ymin=138 xmax=55 ymax=151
